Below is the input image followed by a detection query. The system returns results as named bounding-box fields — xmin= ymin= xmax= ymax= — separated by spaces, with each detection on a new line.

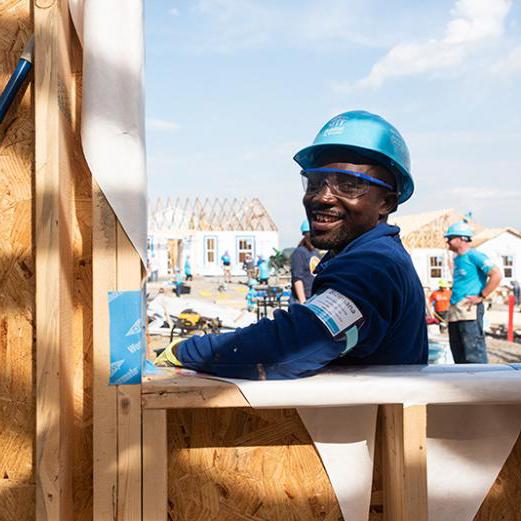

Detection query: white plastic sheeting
xmin=220 ymin=365 xmax=521 ymax=521
xmin=69 ymin=0 xmax=147 ymax=263
xmin=298 ymin=406 xmax=378 ymax=521
xmin=427 ymin=404 xmax=521 ymax=521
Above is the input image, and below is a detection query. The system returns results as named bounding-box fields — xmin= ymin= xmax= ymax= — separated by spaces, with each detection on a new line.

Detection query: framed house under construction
xmin=148 ymin=197 xmax=279 ymax=277
xmin=390 ymin=209 xmax=521 ymax=289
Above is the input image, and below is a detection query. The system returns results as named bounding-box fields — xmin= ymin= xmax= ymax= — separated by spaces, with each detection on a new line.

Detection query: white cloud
xmin=333 ymin=0 xmax=512 ymax=92
xmin=146 ymin=118 xmax=180 ymax=131
xmin=492 ymin=45 xmax=521 ymax=77
xmin=186 ymin=0 xmax=413 ymax=54
xmin=169 ymin=7 xmax=180 ymax=16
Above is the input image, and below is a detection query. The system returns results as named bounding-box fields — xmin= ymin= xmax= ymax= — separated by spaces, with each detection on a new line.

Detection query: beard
xmin=309 ymin=225 xmax=350 ymax=252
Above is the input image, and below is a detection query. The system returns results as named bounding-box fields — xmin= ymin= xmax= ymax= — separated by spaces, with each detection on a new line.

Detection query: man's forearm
xmin=482 ymin=267 xmax=502 ymax=298
xmin=294 ymin=280 xmax=307 ymax=303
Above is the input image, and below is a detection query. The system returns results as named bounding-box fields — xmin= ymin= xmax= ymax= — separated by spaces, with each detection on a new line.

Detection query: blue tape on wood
xmin=108 ymin=290 xmax=144 ymax=385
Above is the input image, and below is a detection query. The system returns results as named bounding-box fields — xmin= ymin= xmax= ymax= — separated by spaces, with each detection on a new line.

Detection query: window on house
xmin=502 ymin=255 xmax=513 ymax=278
xmin=429 ymin=255 xmax=443 ymax=278
xmin=205 ymin=236 xmax=217 ymax=264
xmin=237 ymin=237 xmax=254 ymax=263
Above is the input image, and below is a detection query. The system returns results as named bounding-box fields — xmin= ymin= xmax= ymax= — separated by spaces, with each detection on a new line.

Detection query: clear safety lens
xmin=301 ymin=172 xmax=370 ymax=199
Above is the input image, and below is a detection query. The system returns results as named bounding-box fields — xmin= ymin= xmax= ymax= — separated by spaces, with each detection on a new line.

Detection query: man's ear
xmin=380 ymin=192 xmax=398 ymax=217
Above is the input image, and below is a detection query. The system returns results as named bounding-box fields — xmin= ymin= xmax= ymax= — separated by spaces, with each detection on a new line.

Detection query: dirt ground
xmin=147 ymin=276 xmax=521 ymax=364
xmin=487 ymin=337 xmax=521 ymax=364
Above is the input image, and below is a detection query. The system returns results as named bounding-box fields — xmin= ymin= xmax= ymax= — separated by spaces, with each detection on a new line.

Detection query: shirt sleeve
xmin=176 ymin=304 xmax=349 ymax=380
xmin=291 ymin=249 xmax=307 ymax=282
xmin=470 ymin=250 xmax=495 ymax=275
xmin=309 ymin=251 xmax=399 ymax=361
xmin=176 ymin=251 xmax=400 ymax=379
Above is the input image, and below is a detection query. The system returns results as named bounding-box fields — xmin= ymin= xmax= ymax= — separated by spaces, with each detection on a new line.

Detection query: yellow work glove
xmin=154 ymin=338 xmax=185 ymax=367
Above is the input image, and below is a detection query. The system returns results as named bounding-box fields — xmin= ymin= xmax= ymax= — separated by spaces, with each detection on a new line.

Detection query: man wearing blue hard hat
xmin=156 ymin=110 xmax=428 ymax=378
xmin=289 ymin=219 xmax=321 ymax=304
xmin=444 ymin=221 xmax=501 ymax=363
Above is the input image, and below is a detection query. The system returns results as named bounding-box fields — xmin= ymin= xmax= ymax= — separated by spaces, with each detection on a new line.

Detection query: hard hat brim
xmin=294 ymin=143 xmax=413 ymax=204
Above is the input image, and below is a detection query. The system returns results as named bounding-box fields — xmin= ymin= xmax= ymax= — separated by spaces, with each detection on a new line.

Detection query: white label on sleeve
xmin=304 ymin=289 xmax=363 ymax=336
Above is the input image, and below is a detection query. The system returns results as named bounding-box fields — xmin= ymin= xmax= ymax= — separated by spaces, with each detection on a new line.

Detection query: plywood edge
xmin=142 ymin=373 xmax=250 ymax=409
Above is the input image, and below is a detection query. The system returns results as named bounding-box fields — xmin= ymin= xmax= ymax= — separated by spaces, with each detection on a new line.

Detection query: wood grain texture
xmin=92 ymin=183 xmax=119 ymax=521
xmin=34 ymin=0 xmax=76 ymax=518
xmin=92 ymin=195 xmax=143 ymax=521
xmin=115 ymin=224 xmax=142 ymax=521
xmin=0 ymin=1 xmax=34 ymax=519
xmin=381 ymin=405 xmax=428 ymax=521
xmin=70 ymin=25 xmax=94 ymax=521
xmin=474 ymin=430 xmax=521 ymax=521
xmin=167 ymin=408 xmax=343 ymax=521
xmin=143 ymin=409 xmax=168 ymax=521
xmin=142 ymin=372 xmax=250 ymax=409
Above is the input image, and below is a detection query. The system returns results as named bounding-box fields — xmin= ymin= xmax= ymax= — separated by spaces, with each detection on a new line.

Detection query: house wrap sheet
xmin=221 ymin=365 xmax=521 ymax=521
xmin=67 ymin=3 xmax=521 ymax=519
xmin=69 ymin=0 xmax=147 ymax=263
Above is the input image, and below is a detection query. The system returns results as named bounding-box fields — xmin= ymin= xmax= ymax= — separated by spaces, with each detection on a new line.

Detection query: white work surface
xmin=216 ymin=365 xmax=521 ymax=521
xmin=221 ymin=364 xmax=521 ymax=407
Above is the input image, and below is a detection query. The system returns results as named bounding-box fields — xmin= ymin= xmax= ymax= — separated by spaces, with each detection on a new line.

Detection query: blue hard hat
xmin=444 ymin=221 xmax=474 ymax=240
xmin=293 ymin=110 xmax=413 ymax=204
xmin=300 ymin=219 xmax=310 ymax=233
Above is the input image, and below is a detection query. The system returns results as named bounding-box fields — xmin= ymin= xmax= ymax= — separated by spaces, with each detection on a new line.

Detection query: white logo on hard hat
xmin=323 ymin=117 xmax=346 ymax=136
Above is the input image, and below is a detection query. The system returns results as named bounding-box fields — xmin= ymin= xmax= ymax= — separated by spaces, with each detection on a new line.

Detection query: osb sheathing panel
xmin=167 ymin=408 xmax=344 ymax=521
xmin=168 ymin=407 xmax=521 ymax=521
xmin=0 ymin=0 xmax=34 ymax=519
xmin=1 ymin=3 xmax=93 ymax=520
xmin=474 ymin=430 xmax=521 ymax=521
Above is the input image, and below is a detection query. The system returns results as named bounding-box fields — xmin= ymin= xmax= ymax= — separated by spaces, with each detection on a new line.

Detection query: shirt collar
xmin=314 ymin=223 xmax=400 ymax=274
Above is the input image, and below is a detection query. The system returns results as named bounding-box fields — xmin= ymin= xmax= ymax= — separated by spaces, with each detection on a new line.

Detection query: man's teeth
xmin=314 ymin=213 xmax=341 ymax=223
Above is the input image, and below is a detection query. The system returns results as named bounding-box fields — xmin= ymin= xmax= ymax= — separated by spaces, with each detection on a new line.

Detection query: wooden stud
xmin=92 ymin=187 xmax=143 ymax=520
xmin=143 ymin=410 xmax=168 ymax=521
xmin=92 ymin=183 xmax=119 ymax=520
xmin=34 ymin=0 xmax=76 ymax=518
xmin=381 ymin=404 xmax=428 ymax=521
xmin=115 ymin=223 xmax=142 ymax=521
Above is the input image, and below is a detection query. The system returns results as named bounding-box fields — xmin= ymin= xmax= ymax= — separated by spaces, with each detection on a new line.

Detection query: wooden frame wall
xmin=32 ymin=1 xmax=143 ymax=520
xmin=2 ymin=2 xmax=519 ymax=520
xmin=92 ymin=187 xmax=142 ymax=521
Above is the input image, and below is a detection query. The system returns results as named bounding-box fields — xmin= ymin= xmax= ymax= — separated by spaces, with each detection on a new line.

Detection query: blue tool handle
xmin=0 ymin=37 xmax=34 ymax=124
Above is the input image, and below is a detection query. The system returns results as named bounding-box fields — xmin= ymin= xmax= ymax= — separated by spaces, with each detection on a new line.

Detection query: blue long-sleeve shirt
xmin=176 ymin=223 xmax=428 ymax=379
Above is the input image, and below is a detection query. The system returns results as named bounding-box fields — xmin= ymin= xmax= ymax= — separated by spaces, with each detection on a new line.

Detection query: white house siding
xmin=148 ymin=230 xmax=279 ymax=278
xmin=195 ymin=231 xmax=279 ymax=276
xmin=405 ymin=233 xmax=521 ymax=288
xmin=476 ymin=232 xmax=521 ymax=284
xmin=409 ymin=248 xmax=452 ymax=289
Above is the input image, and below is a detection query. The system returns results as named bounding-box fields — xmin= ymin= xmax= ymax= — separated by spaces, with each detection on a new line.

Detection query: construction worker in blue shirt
xmin=445 ymin=221 xmax=502 ymax=363
xmin=156 ymin=110 xmax=428 ymax=379
xmin=257 ymin=255 xmax=271 ymax=284
xmin=290 ymin=219 xmax=321 ymax=304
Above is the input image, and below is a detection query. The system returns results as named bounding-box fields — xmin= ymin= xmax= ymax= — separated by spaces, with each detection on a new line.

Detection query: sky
xmin=145 ymin=0 xmax=521 ymax=247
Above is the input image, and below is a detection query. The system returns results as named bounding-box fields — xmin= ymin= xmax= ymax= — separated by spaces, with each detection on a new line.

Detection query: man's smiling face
xmin=303 ymin=160 xmax=397 ymax=253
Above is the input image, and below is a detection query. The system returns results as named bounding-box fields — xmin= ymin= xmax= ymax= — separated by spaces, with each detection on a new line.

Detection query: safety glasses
xmin=301 ymin=168 xmax=395 ymax=199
